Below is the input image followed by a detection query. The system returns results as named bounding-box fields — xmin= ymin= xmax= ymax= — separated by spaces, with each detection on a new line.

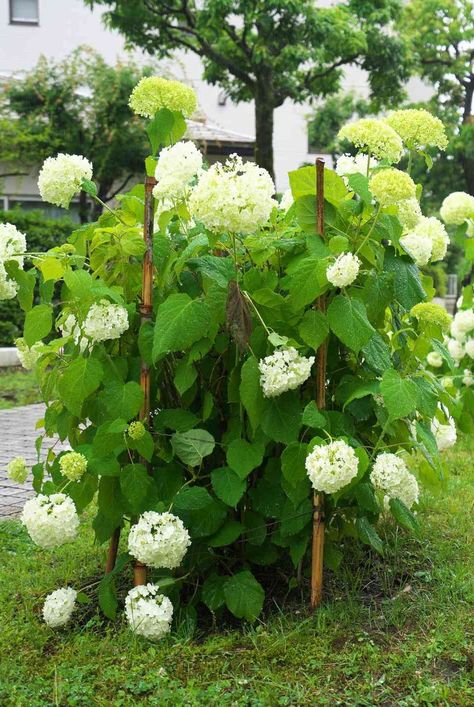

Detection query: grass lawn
xmin=0 ymin=367 xmax=41 ymax=409
xmin=0 ymin=439 xmax=473 ymax=706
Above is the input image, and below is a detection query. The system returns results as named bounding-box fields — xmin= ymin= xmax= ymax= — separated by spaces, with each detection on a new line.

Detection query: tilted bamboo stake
xmin=105 ymin=175 xmax=157 ymax=579
xmin=311 ymin=158 xmax=326 ymax=610
xmin=134 ymin=175 xmax=157 ymax=587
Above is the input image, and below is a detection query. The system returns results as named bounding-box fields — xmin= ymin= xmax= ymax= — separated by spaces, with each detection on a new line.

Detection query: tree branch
xmin=104 ymin=174 xmax=134 ymax=201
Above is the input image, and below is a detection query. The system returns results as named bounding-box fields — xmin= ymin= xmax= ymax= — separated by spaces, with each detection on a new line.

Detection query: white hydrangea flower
xmin=440 ymin=191 xmax=474 ymax=225
xmin=463 ymin=369 xmax=474 ymax=387
xmin=464 ymin=339 xmax=474 ymax=359
xmin=335 ymin=153 xmax=377 ymax=184
xmin=0 ymin=223 xmax=27 ymax=300
xmin=427 ymin=351 xmax=443 ymax=368
xmin=326 ymin=252 xmax=361 ymax=288
xmin=412 ymin=217 xmax=449 ymax=262
xmin=7 ymin=456 xmax=28 ymax=484
xmin=15 ymin=338 xmax=43 ymax=370
xmin=83 ymin=301 xmax=129 ymax=343
xmin=451 ymin=309 xmax=474 ymax=341
xmin=259 ymin=347 xmax=315 ymax=398
xmin=431 ymin=415 xmax=457 ymax=451
xmin=128 ymin=511 xmax=191 ymax=569
xmin=125 ymin=584 xmax=173 ymax=641
xmin=279 ymin=189 xmax=294 ymax=211
xmin=21 ymin=494 xmax=79 ymax=548
xmin=189 ymin=154 xmax=277 ymax=234
xmin=38 ymin=154 xmax=93 ymax=208
xmin=396 ymin=198 xmax=422 ymax=231
xmin=59 ymin=313 xmax=89 ymax=352
xmin=371 ymin=453 xmax=419 ymax=509
xmin=305 ymin=440 xmax=359 ymax=494
xmin=399 ymin=233 xmax=432 ymax=266
xmin=43 ymin=587 xmax=77 ymax=628
xmin=447 ymin=337 xmax=465 ymax=361
xmin=59 ymin=452 xmax=88 ymax=482
xmin=153 ymin=141 xmax=203 ymax=202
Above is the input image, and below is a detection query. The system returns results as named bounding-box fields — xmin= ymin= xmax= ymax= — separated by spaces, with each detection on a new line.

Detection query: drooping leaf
xmin=281 ymin=443 xmax=308 ymax=486
xmin=153 ymin=293 xmax=211 ymax=361
xmin=173 ymin=486 xmax=226 ymax=538
xmin=58 ymin=357 xmax=103 ymax=417
xmin=356 ymin=516 xmax=384 ymax=554
xmin=298 ymin=309 xmax=329 ymax=351
xmin=102 ymin=381 xmax=144 ymax=421
xmin=24 ymin=304 xmax=53 ymax=346
xmin=207 ymin=520 xmax=243 ymax=547
xmin=171 ymin=429 xmax=215 ymax=467
xmin=327 ymin=295 xmax=375 ymax=354
xmin=261 ymin=392 xmax=302 ymax=444
xmin=302 ymin=401 xmax=326 ymax=429
xmin=380 ymin=369 xmax=418 ymax=421
xmin=383 ymin=249 xmax=426 ymax=310
xmin=389 ymin=497 xmax=420 ymax=535
xmin=201 ymin=573 xmax=226 ymax=610
xmin=211 ymin=466 xmax=246 ymax=507
xmin=223 ymin=570 xmax=265 ymax=622
xmin=226 ymin=439 xmax=264 ymax=479
xmin=240 ymin=357 xmax=265 ymax=432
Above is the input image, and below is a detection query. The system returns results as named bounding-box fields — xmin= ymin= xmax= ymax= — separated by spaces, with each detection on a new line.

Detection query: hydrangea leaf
xmin=211 ymin=466 xmax=246 ymax=507
xmin=208 ymin=520 xmax=243 ymax=547
xmin=58 ymin=357 xmax=103 ymax=417
xmin=101 ymin=381 xmax=144 ymax=421
xmin=389 ymin=498 xmax=420 ymax=535
xmin=226 ymin=439 xmax=264 ymax=480
xmin=362 ymin=333 xmax=392 ymax=374
xmin=261 ymin=392 xmax=302 ymax=444
xmin=380 ymin=369 xmax=418 ymax=421
xmin=240 ymin=357 xmax=265 ymax=432
xmin=173 ymin=486 xmax=226 ymax=538
xmin=327 ymin=295 xmax=375 ymax=354
xmin=302 ymin=401 xmax=327 ymax=429
xmin=24 ymin=304 xmax=53 ymax=346
xmin=152 ymin=293 xmax=211 ymax=361
xmin=383 ymin=249 xmax=426 ymax=310
xmin=356 ymin=516 xmax=384 ymax=555
xmin=223 ymin=570 xmax=265 ymax=622
xmin=201 ymin=573 xmax=226 ymax=610
xmin=281 ymin=442 xmax=308 ymax=486
xmin=298 ymin=309 xmax=329 ymax=351
xmin=171 ymin=429 xmax=215 ymax=467
xmin=120 ymin=463 xmax=156 ymax=515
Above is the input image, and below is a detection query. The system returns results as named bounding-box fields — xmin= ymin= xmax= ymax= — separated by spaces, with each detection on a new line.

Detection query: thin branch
xmin=0 ymin=171 xmax=29 ymax=177
xmin=104 ymin=174 xmax=134 ymax=202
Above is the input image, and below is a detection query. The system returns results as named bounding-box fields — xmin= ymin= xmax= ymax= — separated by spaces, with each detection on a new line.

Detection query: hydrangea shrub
xmin=3 ymin=82 xmax=474 ymax=637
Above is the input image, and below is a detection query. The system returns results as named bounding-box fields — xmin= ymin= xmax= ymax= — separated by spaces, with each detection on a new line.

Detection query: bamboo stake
xmin=311 ymin=157 xmax=326 ymax=610
xmin=133 ymin=175 xmax=157 ymax=587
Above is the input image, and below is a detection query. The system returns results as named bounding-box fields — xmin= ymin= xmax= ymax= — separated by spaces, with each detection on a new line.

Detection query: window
xmin=9 ymin=0 xmax=39 ymax=25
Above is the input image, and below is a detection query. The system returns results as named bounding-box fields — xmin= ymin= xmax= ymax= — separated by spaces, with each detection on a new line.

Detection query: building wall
xmin=0 ymin=0 xmax=432 ymax=194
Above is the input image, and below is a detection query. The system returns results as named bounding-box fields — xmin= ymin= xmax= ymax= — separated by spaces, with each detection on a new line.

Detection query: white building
xmin=0 ymin=0 xmax=431 ymax=206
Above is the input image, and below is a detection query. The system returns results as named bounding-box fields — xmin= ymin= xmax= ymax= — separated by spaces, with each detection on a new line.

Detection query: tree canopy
xmin=85 ymin=0 xmax=410 ymax=178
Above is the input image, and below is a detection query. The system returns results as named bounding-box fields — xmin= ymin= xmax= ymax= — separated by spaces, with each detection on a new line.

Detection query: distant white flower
xmin=464 ymin=339 xmax=474 ymax=359
xmin=338 ymin=118 xmax=403 ymax=163
xmin=59 ymin=313 xmax=88 ymax=352
xmin=125 ymin=584 xmax=173 ymax=641
xmin=43 ymin=587 xmax=77 ymax=628
xmin=463 ymin=369 xmax=474 ymax=387
xmin=451 ymin=309 xmax=474 ymax=341
xmin=371 ymin=453 xmax=419 ymax=509
xmin=440 ymin=191 xmax=474 ymax=225
xmin=447 ymin=338 xmax=465 ymax=361
xmin=83 ymin=301 xmax=129 ymax=343
xmin=7 ymin=456 xmax=28 ymax=484
xmin=153 ymin=141 xmax=202 ymax=201
xmin=305 ymin=440 xmax=359 ymax=494
xmin=326 ymin=252 xmax=361 ymax=288
xmin=189 ymin=154 xmax=276 ymax=234
xmin=38 ymin=153 xmax=92 ymax=208
xmin=335 ymin=153 xmax=377 ymax=184
xmin=259 ymin=347 xmax=315 ymax=398
xmin=396 ymin=198 xmax=422 ymax=231
xmin=21 ymin=494 xmax=79 ymax=548
xmin=386 ymin=109 xmax=448 ymax=151
xmin=129 ymin=76 xmax=197 ymax=119
xmin=411 ymin=217 xmax=449 ymax=262
xmin=431 ymin=415 xmax=457 ymax=451
xmin=427 ymin=351 xmax=443 ymax=368
xmin=279 ymin=189 xmax=294 ymax=211
xmin=0 ymin=223 xmax=27 ymax=300
xmin=400 ymin=233 xmax=432 ymax=266
xmin=128 ymin=512 xmax=191 ymax=569
xmin=15 ymin=338 xmax=43 ymax=371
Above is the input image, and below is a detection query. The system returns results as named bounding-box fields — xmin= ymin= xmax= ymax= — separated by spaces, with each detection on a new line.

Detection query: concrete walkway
xmin=0 ymin=404 xmax=69 ymax=519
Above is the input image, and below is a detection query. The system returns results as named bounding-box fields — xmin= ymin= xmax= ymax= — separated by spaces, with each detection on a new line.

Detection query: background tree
xmin=0 ymin=47 xmax=150 ymax=222
xmin=84 ymin=0 xmax=410 ymax=179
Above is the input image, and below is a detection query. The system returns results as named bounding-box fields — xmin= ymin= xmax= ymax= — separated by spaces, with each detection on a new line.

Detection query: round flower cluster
xmin=338 ymin=118 xmax=403 ymax=163
xmin=189 ymin=154 xmax=276 ymax=234
xmin=427 ymin=351 xmax=443 ymax=368
xmin=125 ymin=584 xmax=173 ymax=641
xmin=447 ymin=337 xmax=465 ymax=362
xmin=305 ymin=440 xmax=359 ymax=494
xmin=21 ymin=493 xmax=79 ymax=548
xmin=335 ymin=153 xmax=377 ymax=183
xmin=259 ymin=347 xmax=315 ymax=398
xmin=7 ymin=456 xmax=28 ymax=484
xmin=412 ymin=217 xmax=449 ymax=262
xmin=370 ymin=453 xmax=419 ymax=509
xmin=326 ymin=252 xmax=361 ymax=288
xmin=60 ymin=313 xmax=88 ymax=351
xmin=15 ymin=338 xmax=43 ymax=370
xmin=279 ymin=189 xmax=294 ymax=211
xmin=128 ymin=421 xmax=146 ymax=440
xmin=463 ymin=369 xmax=474 ymax=386
xmin=129 ymin=76 xmax=197 ymax=118
xmin=465 ymin=339 xmax=474 ymax=358
xmin=59 ymin=452 xmax=88 ymax=481
xmin=399 ymin=233 xmax=432 ymax=266
xmin=128 ymin=511 xmax=190 ymax=569
xmin=369 ymin=168 xmax=416 ymax=207
xmin=83 ymin=301 xmax=129 ymax=343
xmin=0 ymin=223 xmax=27 ymax=300
xmin=396 ymin=198 xmax=422 ymax=230
xmin=386 ymin=109 xmax=448 ymax=150
xmin=410 ymin=303 xmax=452 ymax=331
xmin=431 ymin=414 xmax=457 ymax=451
xmin=153 ymin=141 xmax=203 ymax=202
xmin=38 ymin=153 xmax=93 ymax=208
xmin=43 ymin=587 xmax=77 ymax=628
xmin=440 ymin=191 xmax=474 ymax=226
xmin=451 ymin=309 xmax=474 ymax=341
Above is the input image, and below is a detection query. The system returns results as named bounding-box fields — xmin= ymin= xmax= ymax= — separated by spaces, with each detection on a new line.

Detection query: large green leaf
xmin=261 ymin=392 xmax=302 ymax=444
xmin=286 ymin=256 xmax=328 ymax=309
xmin=281 ymin=443 xmax=308 ymax=486
xmin=201 ymin=573 xmax=226 ymax=610
xmin=173 ymin=486 xmax=226 ymax=538
xmin=171 ymin=429 xmax=215 ymax=467
xmin=298 ymin=309 xmax=329 ymax=351
xmin=383 ymin=250 xmax=426 ymax=310
xmin=362 ymin=333 xmax=392 ymax=374
xmin=240 ymin=357 xmax=265 ymax=432
xmin=223 ymin=570 xmax=265 ymax=621
xmin=207 ymin=520 xmax=243 ymax=547
xmin=211 ymin=467 xmax=246 ymax=507
xmin=356 ymin=516 xmax=384 ymax=554
xmin=226 ymin=439 xmax=264 ymax=479
xmin=289 ymin=164 xmax=347 ymax=205
xmin=380 ymin=369 xmax=418 ymax=421
xmin=147 ymin=108 xmax=186 ymax=154
xmin=302 ymin=401 xmax=326 ymax=429
xmin=389 ymin=497 xmax=420 ymax=535
xmin=359 ymin=271 xmax=395 ymax=324
xmin=187 ymin=255 xmax=236 ymax=287
xmin=24 ymin=304 xmax=53 ymax=346
xmin=153 ymin=293 xmax=211 ymax=361
xmin=58 ymin=357 xmax=103 ymax=417
xmin=66 ymin=473 xmax=98 ymax=513
xmin=327 ymin=295 xmax=375 ymax=354
xmin=102 ymin=381 xmax=144 ymax=421
xmin=120 ymin=463 xmax=154 ymax=515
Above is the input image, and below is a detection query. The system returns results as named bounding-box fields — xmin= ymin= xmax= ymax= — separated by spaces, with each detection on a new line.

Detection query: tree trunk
xmin=254 ymin=79 xmax=275 ymax=182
